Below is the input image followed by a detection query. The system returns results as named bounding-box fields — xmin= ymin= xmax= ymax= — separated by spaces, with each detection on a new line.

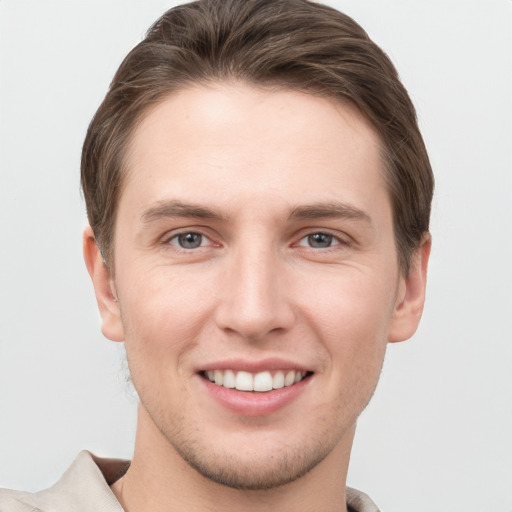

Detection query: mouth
xmin=201 ymin=369 xmax=313 ymax=392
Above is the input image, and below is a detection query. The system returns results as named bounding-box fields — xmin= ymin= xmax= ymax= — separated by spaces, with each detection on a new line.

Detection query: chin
xmin=169 ymin=436 xmax=335 ymax=490
xmin=147 ymin=405 xmax=355 ymax=492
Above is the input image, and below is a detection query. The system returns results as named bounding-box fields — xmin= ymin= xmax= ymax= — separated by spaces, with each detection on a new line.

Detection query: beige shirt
xmin=0 ymin=451 xmax=380 ymax=512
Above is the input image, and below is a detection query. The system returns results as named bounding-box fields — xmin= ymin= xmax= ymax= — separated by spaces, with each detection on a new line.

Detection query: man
xmin=0 ymin=0 xmax=433 ymax=510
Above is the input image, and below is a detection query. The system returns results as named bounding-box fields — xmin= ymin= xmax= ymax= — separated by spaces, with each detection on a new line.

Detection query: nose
xmin=214 ymin=243 xmax=296 ymax=341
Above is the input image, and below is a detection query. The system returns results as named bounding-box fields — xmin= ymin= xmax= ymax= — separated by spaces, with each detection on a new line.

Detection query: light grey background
xmin=1 ymin=1 xmax=511 ymax=510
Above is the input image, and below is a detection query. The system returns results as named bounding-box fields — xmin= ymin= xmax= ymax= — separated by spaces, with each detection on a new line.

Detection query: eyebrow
xmin=141 ymin=200 xmax=229 ymax=223
xmin=141 ymin=199 xmax=371 ymax=225
xmin=287 ymin=202 xmax=372 ymax=224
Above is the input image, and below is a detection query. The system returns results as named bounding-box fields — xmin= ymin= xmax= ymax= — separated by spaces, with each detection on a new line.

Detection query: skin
xmin=84 ymin=83 xmax=430 ymax=512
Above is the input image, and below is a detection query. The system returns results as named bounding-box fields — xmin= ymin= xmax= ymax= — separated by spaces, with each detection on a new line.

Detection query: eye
xmin=298 ymin=232 xmax=340 ymax=249
xmin=168 ymin=232 xmax=208 ymax=249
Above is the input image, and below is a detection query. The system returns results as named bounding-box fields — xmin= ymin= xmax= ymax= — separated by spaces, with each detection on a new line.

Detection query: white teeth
xmin=235 ymin=371 xmax=253 ymax=391
xmin=205 ymin=369 xmax=308 ymax=392
xmin=284 ymin=370 xmax=295 ymax=386
xmin=272 ymin=370 xmax=285 ymax=389
xmin=253 ymin=371 xmax=273 ymax=392
xmin=223 ymin=369 xmax=236 ymax=388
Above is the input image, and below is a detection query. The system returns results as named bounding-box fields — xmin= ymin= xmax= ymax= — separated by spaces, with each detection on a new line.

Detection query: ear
xmin=388 ymin=234 xmax=431 ymax=343
xmin=83 ymin=226 xmax=125 ymax=342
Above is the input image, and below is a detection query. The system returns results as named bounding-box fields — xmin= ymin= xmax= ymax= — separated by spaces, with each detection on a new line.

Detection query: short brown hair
xmin=81 ymin=0 xmax=433 ymax=273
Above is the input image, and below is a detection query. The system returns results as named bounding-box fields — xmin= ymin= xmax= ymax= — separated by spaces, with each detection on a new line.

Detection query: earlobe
xmin=83 ymin=226 xmax=125 ymax=342
xmin=388 ymin=234 xmax=431 ymax=343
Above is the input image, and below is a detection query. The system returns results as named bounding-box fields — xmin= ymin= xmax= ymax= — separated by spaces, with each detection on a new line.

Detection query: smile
xmin=203 ymin=369 xmax=310 ymax=392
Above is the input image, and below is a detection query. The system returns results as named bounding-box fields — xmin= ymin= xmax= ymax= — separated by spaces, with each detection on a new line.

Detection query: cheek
xmin=304 ymin=269 xmax=396 ymax=336
xmin=313 ymin=289 xmax=391 ymax=421
xmin=300 ymin=269 xmax=396 ymax=378
xmin=300 ymin=291 xmax=390 ymax=435
xmin=117 ymin=265 xmax=217 ymax=371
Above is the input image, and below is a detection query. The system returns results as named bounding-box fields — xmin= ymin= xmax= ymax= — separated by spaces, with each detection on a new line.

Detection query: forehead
xmin=120 ymin=83 xmax=388 ymax=219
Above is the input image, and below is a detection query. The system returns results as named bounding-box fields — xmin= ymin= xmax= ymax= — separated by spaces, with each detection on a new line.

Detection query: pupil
xmin=308 ymin=233 xmax=332 ymax=248
xmin=179 ymin=233 xmax=202 ymax=249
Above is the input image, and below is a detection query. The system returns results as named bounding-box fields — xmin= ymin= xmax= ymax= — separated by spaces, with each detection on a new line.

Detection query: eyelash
xmin=162 ymin=229 xmax=349 ymax=252
xmin=296 ymin=232 xmax=344 ymax=250
xmin=164 ymin=231 xmax=215 ymax=250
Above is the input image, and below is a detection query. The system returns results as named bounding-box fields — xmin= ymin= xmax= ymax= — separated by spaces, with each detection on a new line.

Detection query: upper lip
xmin=198 ymin=358 xmax=313 ymax=374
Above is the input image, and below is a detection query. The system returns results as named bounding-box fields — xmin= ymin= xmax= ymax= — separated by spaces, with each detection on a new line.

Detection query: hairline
xmin=101 ymin=79 xmax=407 ymax=276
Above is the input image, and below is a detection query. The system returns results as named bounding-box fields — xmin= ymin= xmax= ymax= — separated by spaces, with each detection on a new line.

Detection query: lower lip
xmin=200 ymin=374 xmax=312 ymax=416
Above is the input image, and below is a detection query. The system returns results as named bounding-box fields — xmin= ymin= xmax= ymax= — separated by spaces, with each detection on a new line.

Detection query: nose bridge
xmin=215 ymin=237 xmax=293 ymax=340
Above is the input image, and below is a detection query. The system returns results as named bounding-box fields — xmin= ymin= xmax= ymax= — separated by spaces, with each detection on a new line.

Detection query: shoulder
xmin=347 ymin=486 xmax=381 ymax=512
xmin=0 ymin=451 xmax=128 ymax=512
xmin=0 ymin=488 xmax=43 ymax=512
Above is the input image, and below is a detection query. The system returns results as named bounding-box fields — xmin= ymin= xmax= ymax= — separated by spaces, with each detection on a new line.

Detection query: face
xmin=87 ymin=83 xmax=427 ymax=490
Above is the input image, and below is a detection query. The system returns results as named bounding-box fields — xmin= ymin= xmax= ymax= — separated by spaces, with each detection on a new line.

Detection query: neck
xmin=112 ymin=406 xmax=354 ymax=512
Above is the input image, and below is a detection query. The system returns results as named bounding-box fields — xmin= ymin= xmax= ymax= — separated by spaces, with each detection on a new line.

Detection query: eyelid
xmin=294 ymin=229 xmax=351 ymax=249
xmin=168 ymin=232 xmax=209 ymax=249
xmin=161 ymin=227 xmax=219 ymax=249
xmin=297 ymin=234 xmax=339 ymax=249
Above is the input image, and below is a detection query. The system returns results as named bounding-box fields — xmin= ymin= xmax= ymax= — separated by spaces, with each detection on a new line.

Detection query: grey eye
xmin=173 ymin=232 xmax=204 ymax=249
xmin=307 ymin=233 xmax=334 ymax=248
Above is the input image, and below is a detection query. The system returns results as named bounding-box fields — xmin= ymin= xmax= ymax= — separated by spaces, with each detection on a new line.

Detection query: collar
xmin=1 ymin=451 xmax=379 ymax=512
